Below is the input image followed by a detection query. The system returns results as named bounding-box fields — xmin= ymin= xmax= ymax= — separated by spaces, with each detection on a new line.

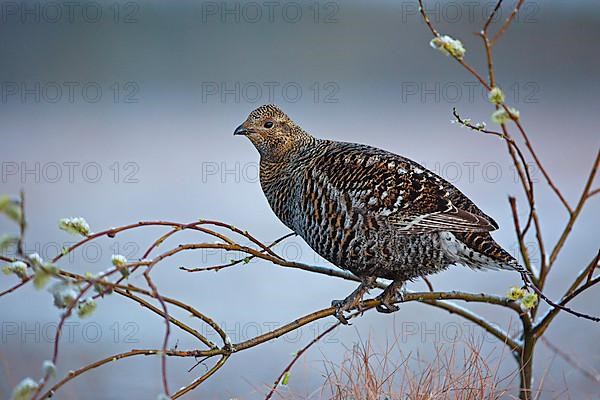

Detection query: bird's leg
xmin=331 ymin=276 xmax=376 ymax=324
xmin=375 ymin=280 xmax=405 ymax=314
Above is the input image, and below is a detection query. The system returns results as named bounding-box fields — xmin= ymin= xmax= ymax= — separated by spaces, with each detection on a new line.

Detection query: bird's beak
xmin=234 ymin=124 xmax=249 ymax=136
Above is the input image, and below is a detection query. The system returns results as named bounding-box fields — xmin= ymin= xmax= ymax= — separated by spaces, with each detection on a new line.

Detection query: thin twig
xmin=491 ymin=0 xmax=526 ymax=45
xmin=17 ymin=190 xmax=26 ymax=257
xmin=548 ymin=150 xmax=600 ymax=267
xmin=483 ymin=0 xmax=504 ymax=34
xmin=509 ymin=198 xmax=599 ymax=323
xmin=534 ymin=251 xmax=600 ymax=338
xmin=540 ymin=336 xmax=600 ymax=383
xmin=265 ymin=322 xmax=340 ymax=399
xmin=181 ymin=232 xmax=295 ymax=272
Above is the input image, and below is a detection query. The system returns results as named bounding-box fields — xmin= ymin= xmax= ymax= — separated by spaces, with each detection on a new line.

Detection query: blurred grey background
xmin=0 ymin=0 xmax=599 ymax=398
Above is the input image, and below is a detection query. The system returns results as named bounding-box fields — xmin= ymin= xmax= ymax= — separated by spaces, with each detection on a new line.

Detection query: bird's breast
xmin=259 ymin=160 xmax=303 ymax=232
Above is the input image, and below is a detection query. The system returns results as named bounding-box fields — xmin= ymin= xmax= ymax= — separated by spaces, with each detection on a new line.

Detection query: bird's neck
xmin=259 ymin=130 xmax=318 ymax=163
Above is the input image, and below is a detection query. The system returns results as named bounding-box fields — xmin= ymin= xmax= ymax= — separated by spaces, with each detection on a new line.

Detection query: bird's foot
xmin=331 ymin=278 xmax=375 ymax=324
xmin=375 ymin=280 xmax=405 ymax=314
xmin=331 ymin=299 xmax=353 ymax=325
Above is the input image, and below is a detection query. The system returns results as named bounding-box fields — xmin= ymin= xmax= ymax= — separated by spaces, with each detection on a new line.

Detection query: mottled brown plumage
xmin=234 ymin=104 xmax=522 ymax=322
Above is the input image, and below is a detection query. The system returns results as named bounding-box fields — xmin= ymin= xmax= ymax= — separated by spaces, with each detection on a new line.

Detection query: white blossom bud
xmin=42 ymin=360 xmax=56 ymax=378
xmin=33 ymin=268 xmax=52 ymax=290
xmin=48 ymin=281 xmax=79 ymax=309
xmin=77 ymin=298 xmax=97 ymax=318
xmin=112 ymin=255 xmax=129 ymax=278
xmin=3 ymin=261 xmax=28 ymax=279
xmin=11 ymin=377 xmax=39 ymax=400
xmin=521 ymin=292 xmax=538 ymax=310
xmin=25 ymin=254 xmax=57 ymax=289
xmin=111 ymin=254 xmax=127 ymax=267
xmin=507 ymin=286 xmax=526 ymax=301
xmin=58 ymin=217 xmax=90 ymax=236
xmin=28 ymin=253 xmax=44 ymax=266
xmin=430 ymin=35 xmax=466 ymax=59
xmin=488 ymin=87 xmax=505 ymax=104
xmin=491 ymin=107 xmax=520 ymax=125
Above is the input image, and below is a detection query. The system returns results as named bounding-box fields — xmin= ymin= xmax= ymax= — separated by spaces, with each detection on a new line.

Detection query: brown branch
xmin=134 ymin=237 xmax=526 ymax=347
xmin=508 ymin=197 xmax=535 ymax=279
xmin=36 ymin=232 xmax=522 ymax=352
xmin=34 ymin=217 xmax=535 ymax=347
xmin=171 ymin=355 xmax=230 ymax=399
xmin=7 ymin=205 xmax=588 ymax=399
xmin=453 ymin=109 xmax=537 ymax=277
xmin=491 ymin=0 xmax=526 ymax=45
xmin=265 ymin=322 xmax=340 ymax=399
xmin=106 ymin=282 xmax=229 ymax=348
xmin=0 ymin=255 xmax=15 ymax=263
xmin=477 ymin=18 xmax=544 ymax=280
xmin=142 ymin=267 xmax=171 ymax=396
xmin=422 ymin=276 xmax=434 ymax=292
xmin=534 ymin=251 xmax=600 ymax=338
xmin=419 ymin=0 xmax=570 ymax=216
xmin=34 ymin=288 xmax=523 ymax=399
xmin=93 ymin=221 xmax=244 ymax=300
xmin=38 ymin=348 xmax=205 ymax=399
xmin=509 ymin=198 xmax=599 ymax=323
xmin=131 ymin=239 xmax=529 ymax=336
xmin=17 ymin=190 xmax=26 ymax=257
xmin=510 ymin=118 xmax=572 ymax=213
xmin=417 ymin=0 xmax=439 ymax=37
xmin=484 ymin=76 xmax=536 ymax=238
xmin=50 ymin=219 xmax=270 ymax=265
xmin=479 ymin=32 xmax=496 ymax=91
xmin=587 ymin=187 xmax=600 ymax=198
xmin=548 ymin=150 xmax=600 ymax=268
xmin=113 ymin=287 xmax=216 ymax=349
xmin=540 ymin=336 xmax=600 ymax=383
xmin=200 ymin=219 xmax=286 ymax=261
xmin=233 ymin=292 xmax=525 ymax=354
xmin=422 ymin=298 xmax=524 ymax=351
xmin=482 ymin=0 xmax=503 ymax=34
xmin=32 ymin=280 xmax=95 ymax=400
xmin=181 ymin=232 xmax=295 ymax=272
xmin=0 ymin=278 xmax=29 ymax=297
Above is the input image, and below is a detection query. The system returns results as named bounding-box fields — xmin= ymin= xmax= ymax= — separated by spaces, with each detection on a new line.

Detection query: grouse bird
xmin=234 ymin=104 xmax=523 ymax=323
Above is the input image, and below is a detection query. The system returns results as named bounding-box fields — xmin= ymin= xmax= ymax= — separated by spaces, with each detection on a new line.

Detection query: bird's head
xmin=234 ymin=104 xmax=314 ymax=161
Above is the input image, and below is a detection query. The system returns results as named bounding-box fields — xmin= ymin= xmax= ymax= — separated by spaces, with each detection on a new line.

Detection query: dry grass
xmin=279 ymin=335 xmax=520 ymax=400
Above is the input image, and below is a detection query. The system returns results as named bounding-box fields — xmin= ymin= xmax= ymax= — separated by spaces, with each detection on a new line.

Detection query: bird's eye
xmin=263 ymin=121 xmax=274 ymax=129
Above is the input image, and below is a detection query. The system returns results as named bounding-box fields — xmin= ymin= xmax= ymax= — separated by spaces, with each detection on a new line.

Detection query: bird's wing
xmin=311 ymin=142 xmax=498 ymax=235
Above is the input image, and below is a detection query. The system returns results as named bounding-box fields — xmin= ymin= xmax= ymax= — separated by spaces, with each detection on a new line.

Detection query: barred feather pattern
xmin=238 ymin=105 xmax=523 ymax=283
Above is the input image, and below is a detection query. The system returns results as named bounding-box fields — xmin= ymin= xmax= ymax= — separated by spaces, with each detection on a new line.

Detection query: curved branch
xmin=265 ymin=322 xmax=340 ymax=399
xmin=38 ymin=348 xmax=204 ymax=399
xmin=534 ymin=251 xmax=600 ymax=337
xmin=548 ymin=150 xmax=600 ymax=267
xmin=5 ymin=217 xmax=536 ymax=399
xmin=171 ymin=355 xmax=230 ymax=399
xmin=113 ymin=288 xmax=216 ymax=349
xmin=233 ymin=291 xmax=524 ymax=354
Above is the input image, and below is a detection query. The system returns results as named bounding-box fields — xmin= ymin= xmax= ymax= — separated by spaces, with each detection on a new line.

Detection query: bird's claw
xmin=331 ymin=278 xmax=376 ymax=324
xmin=376 ymin=301 xmax=400 ymax=314
xmin=375 ymin=282 xmax=405 ymax=314
xmin=331 ymin=298 xmax=355 ymax=325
